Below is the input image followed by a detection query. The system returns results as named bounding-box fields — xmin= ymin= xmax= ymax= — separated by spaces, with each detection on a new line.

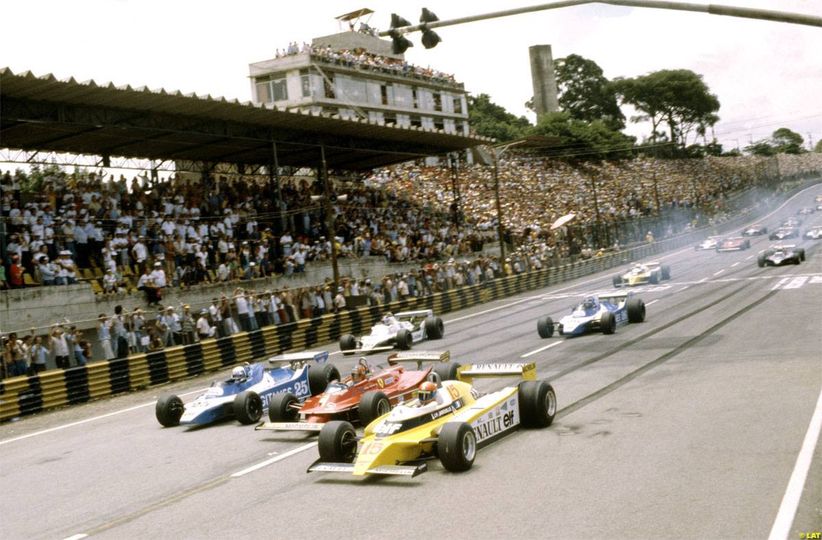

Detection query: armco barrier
xmin=2 ymin=179 xmax=818 ymax=421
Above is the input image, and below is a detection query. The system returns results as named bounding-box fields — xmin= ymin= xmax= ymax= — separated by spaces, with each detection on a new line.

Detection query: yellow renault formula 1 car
xmin=307 ymin=363 xmax=557 ymax=477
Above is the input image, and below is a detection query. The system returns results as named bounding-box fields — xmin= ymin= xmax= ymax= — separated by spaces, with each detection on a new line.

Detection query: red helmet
xmin=418 ymin=381 xmax=438 ymax=405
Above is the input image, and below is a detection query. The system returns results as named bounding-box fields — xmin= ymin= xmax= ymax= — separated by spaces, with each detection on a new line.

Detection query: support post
xmin=319 ymin=144 xmax=340 ymax=288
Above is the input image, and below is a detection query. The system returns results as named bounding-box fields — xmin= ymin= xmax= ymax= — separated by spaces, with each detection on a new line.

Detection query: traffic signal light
xmin=389 ymin=13 xmax=414 ymax=54
xmin=420 ymin=8 xmax=441 ymax=49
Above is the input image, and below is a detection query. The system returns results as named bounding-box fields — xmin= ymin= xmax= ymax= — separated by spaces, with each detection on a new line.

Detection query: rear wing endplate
xmin=387 ymin=350 xmax=450 ymax=368
xmin=458 ymin=362 xmax=537 ymax=384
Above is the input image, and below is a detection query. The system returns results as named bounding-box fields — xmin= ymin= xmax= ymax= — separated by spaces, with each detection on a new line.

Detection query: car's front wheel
xmin=155 ymin=394 xmax=184 ymax=427
xmin=396 ymin=329 xmax=413 ymax=350
xmin=318 ymin=421 xmax=357 ymax=463
xmin=438 ymin=422 xmax=477 ymax=472
xmin=601 ymin=311 xmax=616 ymax=334
xmin=358 ymin=391 xmax=390 ymax=427
xmin=268 ymin=392 xmax=299 ymax=422
xmin=309 ymin=363 xmax=341 ymax=395
xmin=233 ymin=391 xmax=263 ymax=424
xmin=537 ymin=316 xmax=554 ymax=338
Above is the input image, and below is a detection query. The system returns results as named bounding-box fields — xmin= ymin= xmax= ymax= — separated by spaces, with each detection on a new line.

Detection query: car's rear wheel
xmin=396 ymin=329 xmax=413 ymax=350
xmin=612 ymin=275 xmax=622 ymax=288
xmin=626 ymin=298 xmax=646 ymax=323
xmin=433 ymin=362 xmax=461 ymax=381
xmin=233 ymin=391 xmax=263 ymax=424
xmin=798 ymin=249 xmax=806 ymax=262
xmin=649 ymin=272 xmax=659 ymax=284
xmin=537 ymin=316 xmax=554 ymax=338
xmin=358 ymin=391 xmax=390 ymax=427
xmin=601 ymin=311 xmax=616 ymax=334
xmin=339 ymin=334 xmax=357 ymax=355
xmin=519 ymin=380 xmax=557 ymax=428
xmin=268 ymin=392 xmax=299 ymax=422
xmin=155 ymin=394 xmax=184 ymax=427
xmin=424 ymin=316 xmax=445 ymax=340
xmin=318 ymin=421 xmax=357 ymax=463
xmin=661 ymin=265 xmax=671 ymax=280
xmin=438 ymin=422 xmax=477 ymax=472
xmin=309 ymin=363 xmax=340 ymax=395
xmin=757 ymin=255 xmax=766 ymax=268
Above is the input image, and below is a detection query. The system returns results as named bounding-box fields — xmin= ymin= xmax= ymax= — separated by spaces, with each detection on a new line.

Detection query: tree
xmin=815 ymin=139 xmax=822 ymax=153
xmin=745 ymin=140 xmax=777 ymax=156
xmin=612 ymin=69 xmax=720 ymax=150
xmin=530 ymin=111 xmax=636 ymax=161
xmin=554 ymin=54 xmax=625 ymax=130
xmin=772 ymin=128 xmax=804 ymax=154
xmin=468 ymin=94 xmax=531 ymax=142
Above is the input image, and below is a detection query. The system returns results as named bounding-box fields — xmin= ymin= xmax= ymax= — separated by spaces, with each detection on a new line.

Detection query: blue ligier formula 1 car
xmin=155 ymin=351 xmax=340 ymax=427
xmin=536 ymin=292 xmax=646 ymax=338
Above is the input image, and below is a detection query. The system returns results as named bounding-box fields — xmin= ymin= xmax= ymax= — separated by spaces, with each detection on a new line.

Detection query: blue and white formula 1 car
xmin=155 ymin=351 xmax=340 ymax=427
xmin=536 ymin=292 xmax=646 ymax=338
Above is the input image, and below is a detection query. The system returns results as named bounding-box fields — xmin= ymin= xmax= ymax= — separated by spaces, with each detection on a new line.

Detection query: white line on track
xmin=0 ymin=387 xmax=208 ymax=447
xmin=714 ymin=269 xmax=726 ymax=276
xmin=63 ymin=534 xmax=88 ymax=540
xmin=678 ymin=286 xmax=690 ymax=291
xmin=746 ymin=255 xmax=754 ymax=260
xmin=520 ymin=341 xmax=562 ymax=358
xmin=767 ymin=384 xmax=822 ymax=540
xmin=698 ymin=277 xmax=708 ymax=283
xmin=731 ymin=262 xmax=740 ymax=268
xmin=645 ymin=300 xmax=659 ymax=306
xmin=231 ymin=442 xmax=318 ymax=477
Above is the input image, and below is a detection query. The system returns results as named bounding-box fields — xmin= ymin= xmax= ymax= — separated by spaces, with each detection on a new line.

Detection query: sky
xmin=2 ymin=0 xmax=821 ymax=160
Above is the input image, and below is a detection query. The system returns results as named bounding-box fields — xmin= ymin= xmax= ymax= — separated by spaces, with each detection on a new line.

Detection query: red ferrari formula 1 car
xmin=255 ymin=351 xmax=459 ymax=433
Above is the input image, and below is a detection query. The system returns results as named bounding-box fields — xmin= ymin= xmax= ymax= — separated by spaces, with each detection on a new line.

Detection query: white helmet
xmin=232 ymin=366 xmax=246 ymax=379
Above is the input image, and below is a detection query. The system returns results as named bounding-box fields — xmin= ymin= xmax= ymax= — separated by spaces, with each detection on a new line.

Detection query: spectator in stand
xmin=37 ymin=256 xmax=56 ymax=286
xmin=112 ymin=305 xmax=130 ymax=358
xmin=50 ymin=325 xmax=71 ymax=370
xmin=3 ymin=333 xmax=27 ymax=377
xmin=196 ymin=309 xmax=213 ymax=341
xmin=234 ymin=288 xmax=251 ymax=332
xmin=98 ymin=314 xmax=114 ymax=361
xmin=8 ymin=255 xmax=24 ymax=288
xmin=180 ymin=305 xmax=196 ymax=345
xmin=30 ymin=335 xmax=49 ymax=373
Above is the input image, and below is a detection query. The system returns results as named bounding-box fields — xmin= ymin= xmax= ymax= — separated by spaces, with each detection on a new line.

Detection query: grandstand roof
xmin=0 ymin=68 xmax=489 ymax=171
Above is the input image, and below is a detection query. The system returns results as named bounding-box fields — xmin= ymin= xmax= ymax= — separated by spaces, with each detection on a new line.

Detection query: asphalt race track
xmin=2 ymin=184 xmax=821 ymax=540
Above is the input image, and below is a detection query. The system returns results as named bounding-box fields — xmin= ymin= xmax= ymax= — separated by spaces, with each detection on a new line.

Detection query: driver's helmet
xmin=417 ymin=381 xmax=437 ymax=405
xmin=232 ymin=366 xmax=247 ymax=380
xmin=582 ymin=296 xmax=598 ymax=310
xmin=382 ymin=312 xmax=394 ymax=325
xmin=351 ymin=362 xmax=369 ymax=383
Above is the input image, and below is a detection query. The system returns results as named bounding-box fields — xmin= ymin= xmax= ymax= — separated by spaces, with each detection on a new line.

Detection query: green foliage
xmin=772 ymin=127 xmax=805 ymax=154
xmin=530 ymin=112 xmax=636 ymax=161
xmin=554 ymin=54 xmax=625 ymax=130
xmin=612 ymin=69 xmax=720 ymax=150
xmin=468 ymin=94 xmax=531 ymax=142
xmin=815 ymin=139 xmax=822 ymax=153
xmin=745 ymin=140 xmax=777 ymax=156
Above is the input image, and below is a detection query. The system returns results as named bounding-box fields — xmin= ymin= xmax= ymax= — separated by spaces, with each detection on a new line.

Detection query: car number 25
xmin=288 ymin=380 xmax=310 ymax=397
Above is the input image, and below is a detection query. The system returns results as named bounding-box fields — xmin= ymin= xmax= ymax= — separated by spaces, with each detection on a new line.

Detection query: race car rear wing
xmin=598 ymin=291 xmax=630 ymax=304
xmin=395 ymin=309 xmax=433 ymax=319
xmin=458 ymin=362 xmax=537 ymax=384
xmin=387 ymin=350 xmax=450 ymax=368
xmin=268 ymin=350 xmax=329 ymax=367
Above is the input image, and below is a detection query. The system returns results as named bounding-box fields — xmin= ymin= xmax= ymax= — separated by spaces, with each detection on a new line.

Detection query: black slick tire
xmin=318 ymin=420 xmax=357 ymax=463
xmin=155 ymin=394 xmax=184 ymax=427
xmin=601 ymin=311 xmax=616 ymax=334
xmin=537 ymin=316 xmax=554 ymax=338
xmin=396 ymin=329 xmax=413 ymax=350
xmin=358 ymin=391 xmax=390 ymax=427
xmin=626 ymin=298 xmax=646 ymax=323
xmin=233 ymin=390 xmax=263 ymax=424
xmin=339 ymin=334 xmax=357 ymax=355
xmin=309 ymin=363 xmax=340 ymax=395
xmin=268 ymin=392 xmax=299 ymax=422
xmin=518 ymin=380 xmax=557 ymax=428
xmin=424 ymin=316 xmax=445 ymax=339
xmin=433 ymin=362 xmax=460 ymax=381
xmin=438 ymin=422 xmax=477 ymax=472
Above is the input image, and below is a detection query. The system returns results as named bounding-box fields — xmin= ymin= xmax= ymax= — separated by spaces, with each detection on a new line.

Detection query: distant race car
xmin=339 ymin=310 xmax=444 ymax=354
xmin=256 ymin=351 xmax=460 ymax=432
xmin=536 ymin=292 xmax=646 ymax=338
xmin=769 ymin=227 xmax=800 ymax=241
xmin=798 ymin=207 xmax=815 ymax=215
xmin=155 ymin=351 xmax=339 ymax=427
xmin=307 ymin=363 xmax=556 ymax=477
xmin=816 ymin=194 xmax=822 ymax=203
xmin=716 ymin=236 xmax=751 ymax=252
xmin=613 ymin=261 xmax=671 ymax=287
xmin=742 ymin=224 xmax=768 ymax=237
xmin=757 ymin=245 xmax=806 ymax=267
xmin=694 ymin=236 xmax=722 ymax=250
xmin=804 ymin=226 xmax=822 ymax=240
xmin=781 ymin=217 xmax=802 ymax=228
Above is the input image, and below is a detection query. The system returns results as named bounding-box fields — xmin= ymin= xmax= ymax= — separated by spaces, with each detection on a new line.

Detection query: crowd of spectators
xmin=273 ymin=41 xmax=459 ymax=87
xmin=3 ymin=151 xmax=821 ymax=378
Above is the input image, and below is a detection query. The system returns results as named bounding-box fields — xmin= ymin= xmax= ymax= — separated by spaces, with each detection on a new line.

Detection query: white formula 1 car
xmin=339 ymin=310 xmax=445 ymax=354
